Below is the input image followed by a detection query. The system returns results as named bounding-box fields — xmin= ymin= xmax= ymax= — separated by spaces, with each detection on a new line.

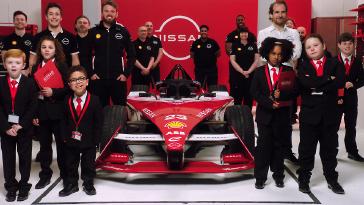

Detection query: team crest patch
xmin=207 ymin=44 xmax=212 ymax=48
xmin=24 ymin=40 xmax=32 ymax=46
xmin=96 ymin=34 xmax=101 ymax=39
xmin=115 ymin=33 xmax=123 ymax=39
xmin=61 ymin=38 xmax=69 ymax=45
xmin=153 ymin=40 xmax=158 ymax=45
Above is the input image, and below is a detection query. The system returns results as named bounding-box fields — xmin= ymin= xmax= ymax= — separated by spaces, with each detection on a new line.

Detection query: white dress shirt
xmin=73 ymin=91 xmax=87 ymax=110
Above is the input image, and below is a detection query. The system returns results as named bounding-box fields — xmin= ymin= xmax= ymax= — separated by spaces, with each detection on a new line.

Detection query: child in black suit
xmin=297 ymin=34 xmax=345 ymax=194
xmin=251 ymin=37 xmax=296 ymax=189
xmin=336 ymin=32 xmax=364 ymax=161
xmin=59 ymin=66 xmax=103 ymax=197
xmin=0 ymin=49 xmax=38 ymax=202
xmin=31 ymin=36 xmax=70 ymax=189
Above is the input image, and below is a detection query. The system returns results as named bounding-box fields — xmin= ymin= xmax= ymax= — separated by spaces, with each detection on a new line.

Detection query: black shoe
xmin=35 ymin=178 xmax=50 ymax=189
xmin=83 ymin=185 xmax=96 ymax=195
xmin=328 ymin=182 xmax=345 ymax=194
xmin=291 ymin=114 xmax=298 ymax=124
xmin=299 ymin=182 xmax=311 ymax=194
xmin=348 ymin=153 xmax=364 ymax=162
xmin=35 ymin=151 xmax=41 ymax=162
xmin=275 ymin=179 xmax=284 ymax=188
xmin=59 ymin=184 xmax=79 ymax=197
xmin=255 ymin=180 xmax=265 ymax=189
xmin=17 ymin=191 xmax=29 ymax=201
xmin=5 ymin=192 xmax=16 ymax=202
xmin=286 ymin=153 xmax=299 ymax=165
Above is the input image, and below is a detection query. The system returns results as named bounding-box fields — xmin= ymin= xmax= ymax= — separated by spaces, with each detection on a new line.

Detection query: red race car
xmin=96 ymin=65 xmax=255 ymax=173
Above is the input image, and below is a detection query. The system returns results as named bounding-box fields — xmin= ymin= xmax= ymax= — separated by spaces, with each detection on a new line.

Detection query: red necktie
xmin=10 ymin=80 xmax=18 ymax=113
xmin=271 ymin=67 xmax=278 ymax=85
xmin=344 ymin=57 xmax=350 ymax=75
xmin=76 ymin=97 xmax=82 ymax=116
xmin=316 ymin=60 xmax=323 ymax=76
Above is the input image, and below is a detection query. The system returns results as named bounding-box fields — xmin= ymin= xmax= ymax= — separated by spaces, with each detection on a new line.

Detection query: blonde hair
xmin=3 ymin=49 xmax=26 ymax=63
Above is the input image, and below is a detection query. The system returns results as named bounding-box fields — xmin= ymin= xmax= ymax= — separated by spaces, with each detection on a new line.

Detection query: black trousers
xmin=229 ymin=77 xmax=253 ymax=108
xmin=92 ymin=79 xmax=127 ymax=107
xmin=150 ymin=66 xmax=160 ymax=83
xmin=1 ymin=133 xmax=32 ymax=192
xmin=195 ymin=67 xmax=218 ymax=88
xmin=131 ymin=69 xmax=151 ymax=86
xmin=297 ymin=121 xmax=339 ymax=183
xmin=339 ymin=99 xmax=359 ymax=155
xmin=38 ymin=119 xmax=67 ymax=180
xmin=65 ymin=146 xmax=96 ymax=186
xmin=254 ymin=122 xmax=291 ymax=181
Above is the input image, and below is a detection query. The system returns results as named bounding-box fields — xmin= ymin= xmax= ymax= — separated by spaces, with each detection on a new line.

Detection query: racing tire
xmin=208 ymin=85 xmax=228 ymax=92
xmin=130 ymin=84 xmax=149 ymax=92
xmin=100 ymin=105 xmax=127 ymax=152
xmin=167 ymin=151 xmax=184 ymax=170
xmin=225 ymin=105 xmax=255 ymax=153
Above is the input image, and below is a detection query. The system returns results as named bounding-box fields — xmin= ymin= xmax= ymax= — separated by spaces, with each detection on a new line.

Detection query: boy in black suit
xmin=0 ymin=49 xmax=38 ymax=202
xmin=59 ymin=66 xmax=103 ymax=197
xmin=251 ymin=37 xmax=296 ymax=189
xmin=336 ymin=33 xmax=364 ymax=162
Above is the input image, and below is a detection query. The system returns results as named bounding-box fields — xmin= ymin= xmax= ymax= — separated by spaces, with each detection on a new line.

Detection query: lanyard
xmin=264 ymin=65 xmax=282 ymax=92
xmin=68 ymin=93 xmax=91 ymax=130
xmin=7 ymin=77 xmax=17 ymax=113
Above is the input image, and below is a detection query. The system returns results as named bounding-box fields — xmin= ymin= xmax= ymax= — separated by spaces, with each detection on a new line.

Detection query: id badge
xmin=71 ymin=131 xmax=82 ymax=141
xmin=38 ymin=93 xmax=44 ymax=100
xmin=8 ymin=114 xmax=19 ymax=123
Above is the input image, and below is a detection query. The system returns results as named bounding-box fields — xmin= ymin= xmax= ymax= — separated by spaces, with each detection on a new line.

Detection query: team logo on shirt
xmin=61 ymin=38 xmax=69 ymax=45
xmin=153 ymin=40 xmax=158 ymax=45
xmin=237 ymin=47 xmax=242 ymax=51
xmin=115 ymin=33 xmax=123 ymax=39
xmin=234 ymin=35 xmax=238 ymax=39
xmin=197 ymin=45 xmax=201 ymax=48
xmin=11 ymin=41 xmax=17 ymax=45
xmin=96 ymin=34 xmax=101 ymax=39
xmin=24 ymin=40 xmax=32 ymax=47
xmin=147 ymin=46 xmax=152 ymax=50
xmin=138 ymin=46 xmax=142 ymax=50
xmin=207 ymin=44 xmax=212 ymax=49
xmin=248 ymin=46 xmax=254 ymax=51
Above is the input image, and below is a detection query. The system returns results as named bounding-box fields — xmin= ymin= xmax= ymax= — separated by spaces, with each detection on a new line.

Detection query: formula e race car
xmin=96 ymin=65 xmax=255 ymax=173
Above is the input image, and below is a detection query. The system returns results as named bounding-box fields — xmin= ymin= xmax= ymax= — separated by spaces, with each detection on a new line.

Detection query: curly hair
xmin=259 ymin=37 xmax=294 ymax=63
xmin=35 ymin=35 xmax=66 ymax=66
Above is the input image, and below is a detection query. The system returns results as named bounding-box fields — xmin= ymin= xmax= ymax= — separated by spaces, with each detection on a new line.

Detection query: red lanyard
xmin=68 ymin=93 xmax=91 ymax=130
xmin=7 ymin=77 xmax=18 ymax=113
xmin=264 ymin=65 xmax=282 ymax=92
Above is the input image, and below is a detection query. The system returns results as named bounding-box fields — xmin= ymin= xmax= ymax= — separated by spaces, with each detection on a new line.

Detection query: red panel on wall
xmin=284 ymin=0 xmax=312 ymax=32
xmin=41 ymin=0 xmax=83 ymax=34
xmin=116 ymin=0 xmax=258 ymax=85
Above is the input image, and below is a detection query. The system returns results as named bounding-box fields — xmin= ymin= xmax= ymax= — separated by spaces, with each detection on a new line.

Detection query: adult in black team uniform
xmin=229 ymin=28 xmax=259 ymax=107
xmin=1 ymin=11 xmax=34 ymax=75
xmin=88 ymin=0 xmax=135 ymax=107
xmin=190 ymin=25 xmax=220 ymax=87
xmin=225 ymin=14 xmax=256 ymax=55
xmin=74 ymin=16 xmax=93 ymax=79
xmin=29 ymin=3 xmax=79 ymax=68
xmin=132 ymin=26 xmax=154 ymax=86
xmin=145 ymin=21 xmax=163 ymax=83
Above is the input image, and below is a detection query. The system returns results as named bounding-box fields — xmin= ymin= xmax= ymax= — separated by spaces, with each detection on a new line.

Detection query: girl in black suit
xmin=30 ymin=36 xmax=70 ymax=189
xmin=251 ymin=37 xmax=295 ymax=189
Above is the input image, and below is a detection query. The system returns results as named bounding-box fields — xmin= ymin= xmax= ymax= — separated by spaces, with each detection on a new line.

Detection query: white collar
xmin=313 ymin=57 xmax=324 ymax=65
xmin=74 ymin=91 xmax=88 ymax=102
xmin=9 ymin=74 xmax=22 ymax=83
xmin=268 ymin=63 xmax=279 ymax=72
xmin=340 ymin=53 xmax=352 ymax=62
xmin=41 ymin=58 xmax=55 ymax=67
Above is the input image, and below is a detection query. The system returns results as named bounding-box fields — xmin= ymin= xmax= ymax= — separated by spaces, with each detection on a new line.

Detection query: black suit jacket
xmin=250 ymin=65 xmax=297 ymax=126
xmin=337 ymin=55 xmax=364 ymax=106
xmin=61 ymin=93 xmax=103 ymax=148
xmin=297 ymin=57 xmax=345 ymax=125
xmin=30 ymin=61 xmax=70 ymax=120
xmin=0 ymin=75 xmax=38 ymax=135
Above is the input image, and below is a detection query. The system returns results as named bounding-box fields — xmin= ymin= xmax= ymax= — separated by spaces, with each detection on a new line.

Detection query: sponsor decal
xmin=248 ymin=46 xmax=254 ymax=51
xmin=164 ymin=114 xmax=187 ymax=121
xmin=115 ymin=33 xmax=123 ymax=39
xmin=234 ymin=35 xmax=238 ymax=39
xmin=61 ymin=38 xmax=69 ymax=45
xmin=153 ymin=40 xmax=158 ymax=44
xmin=196 ymin=108 xmax=212 ymax=118
xmin=168 ymin=136 xmax=182 ymax=142
xmin=237 ymin=47 xmax=242 ymax=51
xmin=206 ymin=44 xmax=211 ymax=49
xmin=142 ymin=108 xmax=156 ymax=118
xmin=147 ymin=45 xmax=152 ymax=50
xmin=165 ymin=121 xmax=187 ymax=129
xmin=11 ymin=41 xmax=17 ymax=45
xmin=197 ymin=45 xmax=201 ymax=48
xmin=96 ymin=34 xmax=101 ymax=39
xmin=24 ymin=40 xmax=32 ymax=47
xmin=167 ymin=142 xmax=182 ymax=149
xmin=166 ymin=131 xmax=186 ymax=135
xmin=138 ymin=45 xmax=142 ymax=50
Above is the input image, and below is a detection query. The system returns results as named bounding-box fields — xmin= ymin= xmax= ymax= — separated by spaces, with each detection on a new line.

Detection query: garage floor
xmin=1 ymin=110 xmax=364 ymax=205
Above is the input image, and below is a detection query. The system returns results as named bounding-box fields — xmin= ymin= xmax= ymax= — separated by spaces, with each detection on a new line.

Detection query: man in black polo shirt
xmin=29 ymin=2 xmax=79 ymax=68
xmin=88 ymin=0 xmax=135 ymax=107
xmin=145 ymin=21 xmax=163 ymax=83
xmin=75 ymin=15 xmax=92 ymax=78
xmin=1 ymin=11 xmax=34 ymax=76
xmin=225 ymin=14 xmax=256 ymax=55
xmin=190 ymin=25 xmax=220 ymax=87
xmin=132 ymin=26 xmax=155 ymax=86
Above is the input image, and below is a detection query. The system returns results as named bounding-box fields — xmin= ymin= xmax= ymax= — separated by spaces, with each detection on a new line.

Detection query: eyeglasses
xmin=69 ymin=76 xmax=87 ymax=84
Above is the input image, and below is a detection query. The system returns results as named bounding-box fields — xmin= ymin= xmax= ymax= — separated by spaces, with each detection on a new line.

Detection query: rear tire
xmin=225 ymin=105 xmax=255 ymax=153
xmin=100 ymin=105 xmax=127 ymax=152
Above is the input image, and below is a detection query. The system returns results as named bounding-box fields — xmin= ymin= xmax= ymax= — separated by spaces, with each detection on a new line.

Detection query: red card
xmin=34 ymin=61 xmax=64 ymax=89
